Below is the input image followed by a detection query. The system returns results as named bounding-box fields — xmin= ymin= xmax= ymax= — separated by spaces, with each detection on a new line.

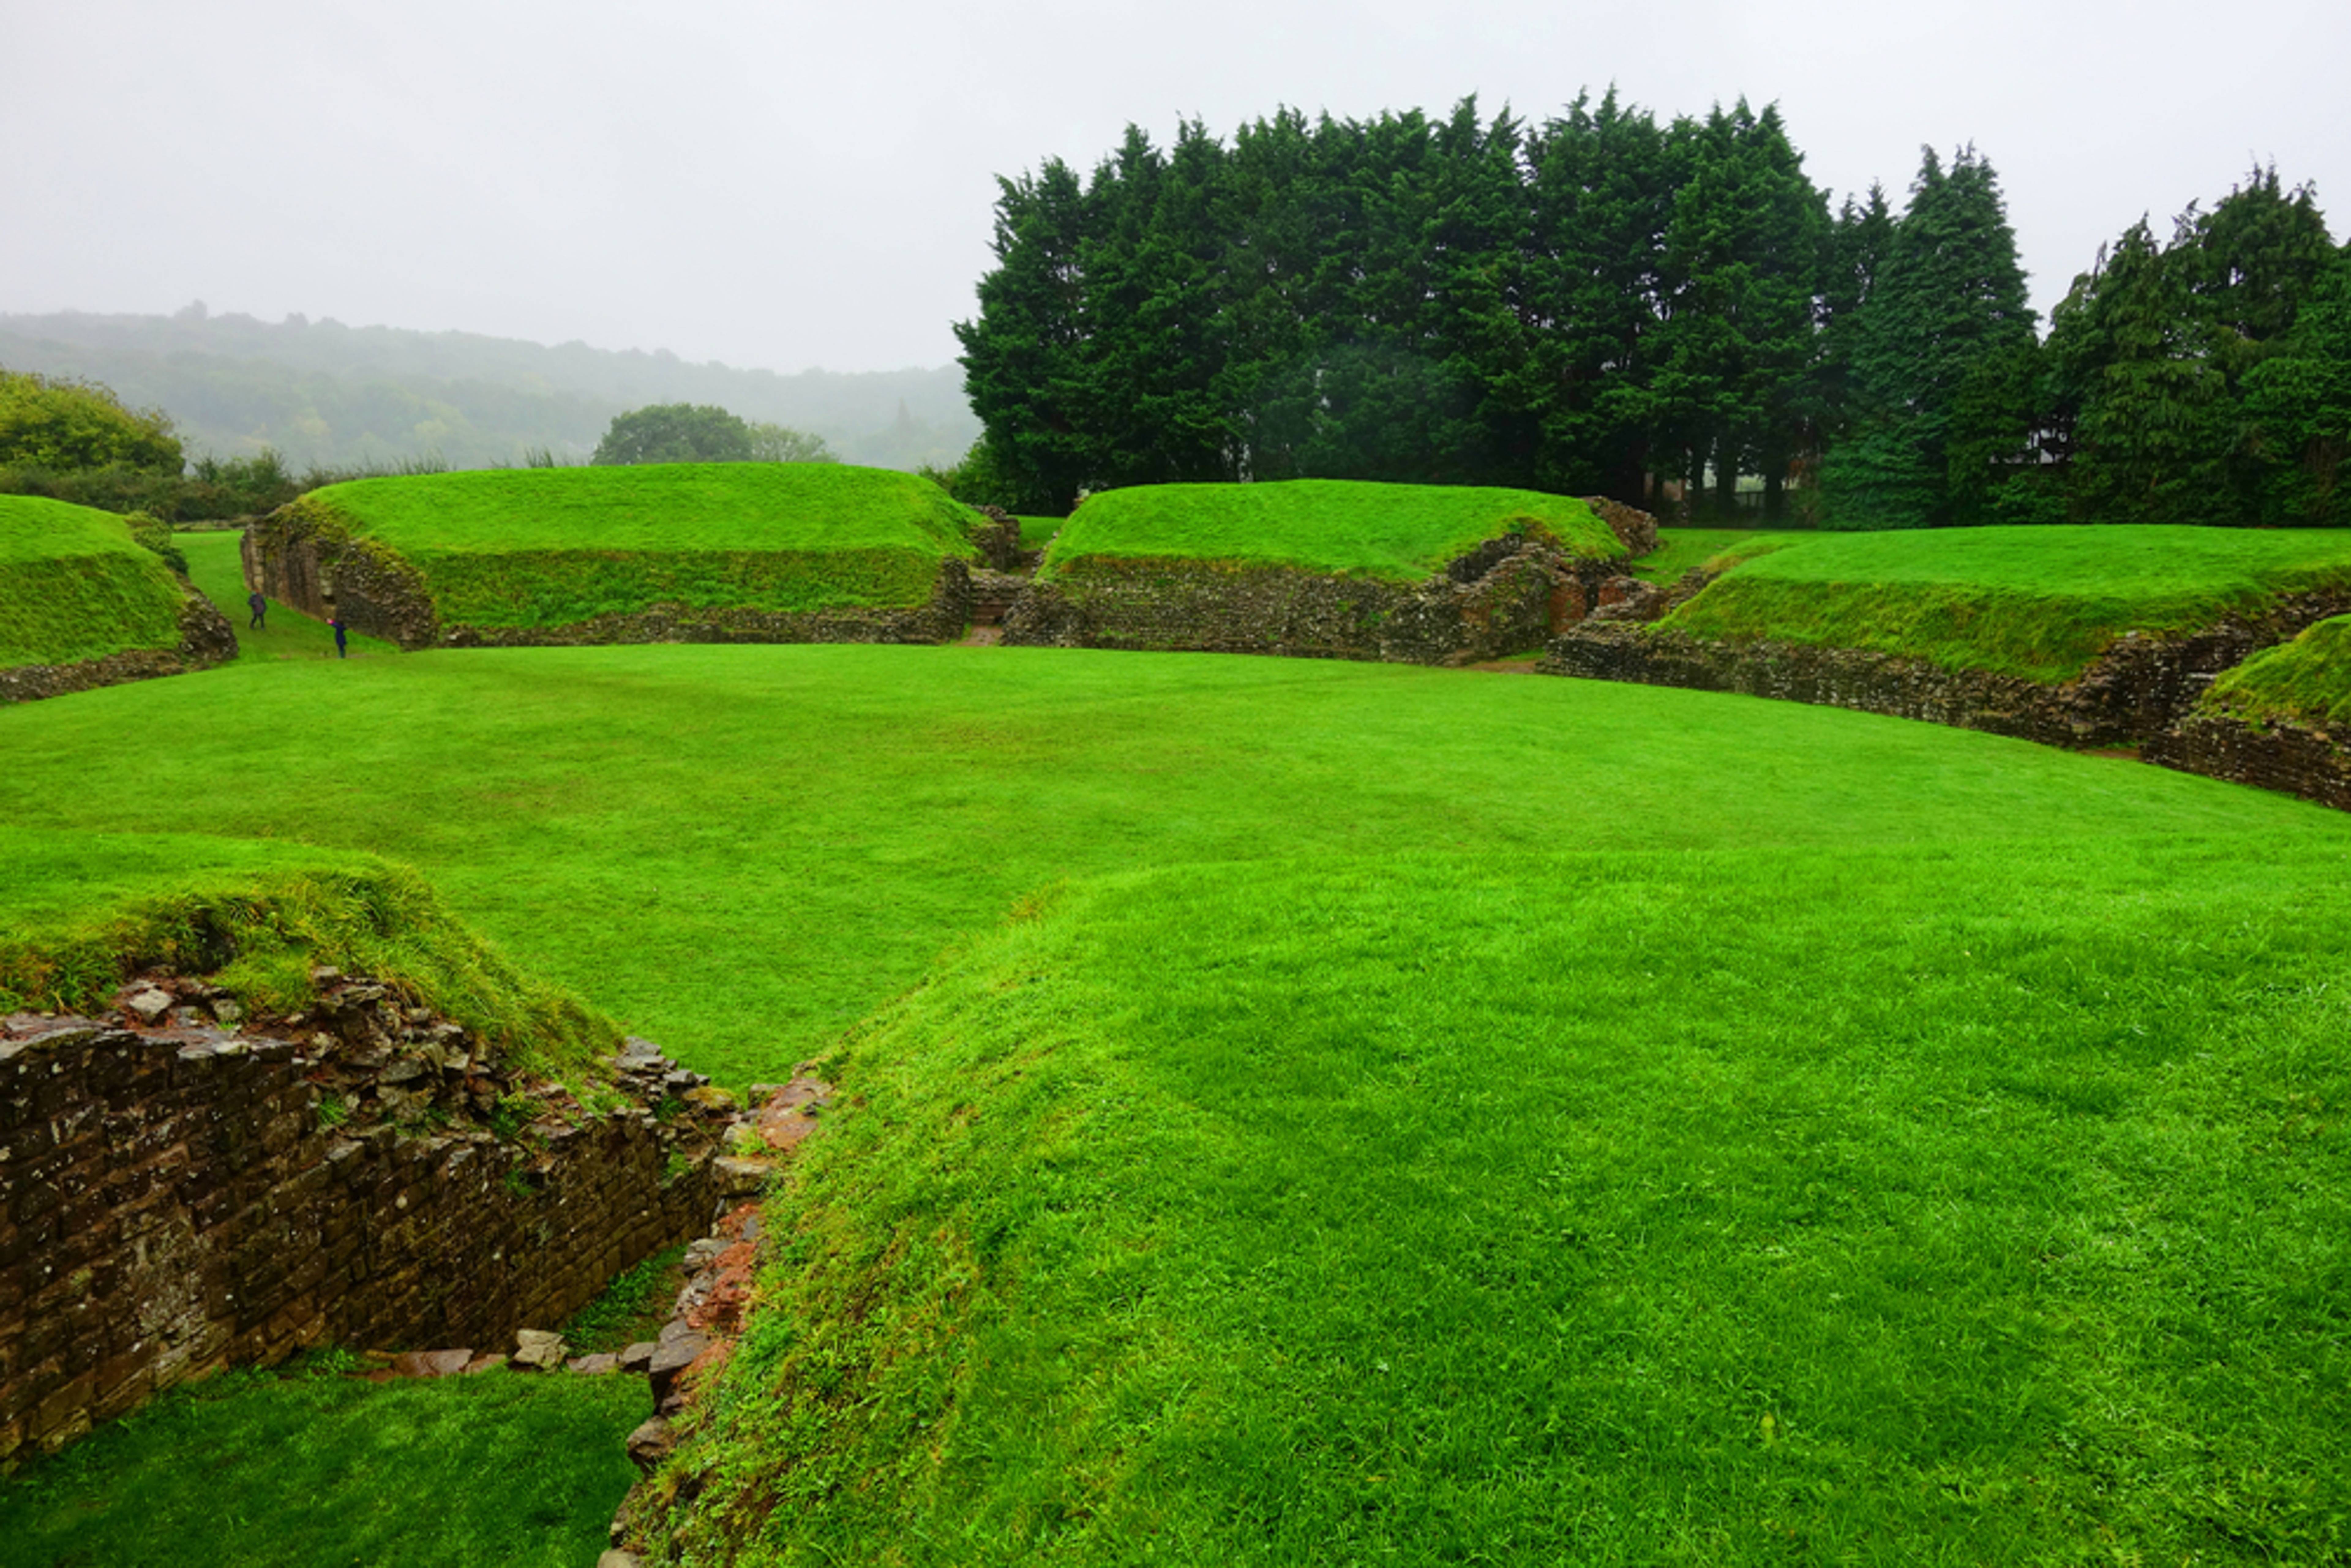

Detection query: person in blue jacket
xmin=246 ymin=590 xmax=266 ymax=630
xmin=330 ymin=614 xmax=348 ymax=658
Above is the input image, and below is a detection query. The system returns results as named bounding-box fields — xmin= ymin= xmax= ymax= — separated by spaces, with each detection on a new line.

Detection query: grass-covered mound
xmin=0 ymin=495 xmax=194 ymax=667
xmin=257 ymin=464 xmax=985 ymax=645
xmin=1664 ymin=525 xmax=2351 ymax=682
xmin=0 ymin=825 xmax=615 ymax=1080
xmin=2202 ymin=612 xmax=2351 ymax=727
xmin=1038 ymin=479 xmax=1621 ymax=581
xmin=1018 ymin=481 xmax=1625 ymax=663
xmin=647 ymin=841 xmax=2351 ymax=1563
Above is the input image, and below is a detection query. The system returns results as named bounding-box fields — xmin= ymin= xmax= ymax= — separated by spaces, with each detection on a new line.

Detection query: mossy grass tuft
xmin=2202 ymin=611 xmax=2351 ymax=727
xmin=1665 ymin=524 xmax=2351 ymax=682
xmin=0 ymin=826 xmax=616 ymax=1080
xmin=1039 ymin=479 xmax=1622 ymax=583
xmin=292 ymin=463 xmax=984 ymax=627
xmin=0 ymin=495 xmax=191 ymax=667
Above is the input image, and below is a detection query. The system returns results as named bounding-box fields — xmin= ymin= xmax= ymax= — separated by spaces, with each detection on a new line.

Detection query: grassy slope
xmin=658 ymin=843 xmax=2351 ymax=1565
xmin=1666 ymin=525 xmax=2351 ymax=682
xmin=0 ymin=647 xmax=2330 ymax=1086
xmin=6 ymin=648 xmax=2351 ymax=1561
xmin=177 ymin=529 xmax=399 ymax=661
xmin=0 ymin=825 xmax=615 ymax=1078
xmin=2202 ymin=612 xmax=2351 ymax=727
xmin=0 ymin=1365 xmax=646 ymax=1568
xmin=1040 ymin=481 xmax=1622 ymax=583
xmin=0 ymin=496 xmax=188 ymax=666
xmin=309 ymin=464 xmax=981 ymax=625
xmin=1628 ymin=527 xmax=1819 ymax=583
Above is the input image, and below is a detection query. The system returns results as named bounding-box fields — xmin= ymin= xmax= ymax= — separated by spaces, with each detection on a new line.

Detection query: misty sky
xmin=5 ymin=0 xmax=2346 ymax=376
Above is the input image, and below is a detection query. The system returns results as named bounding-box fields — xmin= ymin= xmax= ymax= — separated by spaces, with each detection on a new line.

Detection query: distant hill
xmin=0 ymin=308 xmax=980 ymax=473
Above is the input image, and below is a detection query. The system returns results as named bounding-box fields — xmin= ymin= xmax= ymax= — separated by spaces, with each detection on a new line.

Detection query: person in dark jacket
xmin=246 ymin=590 xmax=266 ymax=630
xmin=331 ymin=615 xmax=348 ymax=658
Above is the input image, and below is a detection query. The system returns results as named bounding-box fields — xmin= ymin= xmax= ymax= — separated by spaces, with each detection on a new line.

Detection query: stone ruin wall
xmin=1003 ymin=540 xmax=1628 ymax=665
xmin=2144 ymin=712 xmax=2351 ymax=811
xmin=242 ymin=511 xmax=977 ymax=652
xmin=1542 ymin=585 xmax=2351 ymax=758
xmin=0 ymin=987 xmax=737 ymax=1469
xmin=0 ymin=587 xmax=238 ymax=707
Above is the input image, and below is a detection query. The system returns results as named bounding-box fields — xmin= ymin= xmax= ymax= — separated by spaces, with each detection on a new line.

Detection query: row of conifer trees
xmin=954 ymin=94 xmax=2349 ymax=528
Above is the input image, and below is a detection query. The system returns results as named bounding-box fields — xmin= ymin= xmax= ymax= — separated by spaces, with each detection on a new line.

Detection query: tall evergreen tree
xmin=1521 ymin=90 xmax=1682 ymax=502
xmin=1822 ymin=146 xmax=2035 ymax=528
xmin=955 ymin=159 xmax=1094 ymax=511
xmin=2054 ymin=220 xmax=2239 ymax=526
xmin=2243 ymin=247 xmax=2351 ymax=526
xmin=1650 ymin=102 xmax=1826 ymax=518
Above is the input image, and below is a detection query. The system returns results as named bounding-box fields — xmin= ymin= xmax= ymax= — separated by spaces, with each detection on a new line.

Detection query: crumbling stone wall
xmin=1004 ymin=540 xmax=1623 ymax=666
xmin=242 ymin=501 xmax=438 ymax=649
xmin=241 ymin=503 xmax=977 ymax=651
xmin=2145 ymin=713 xmax=2351 ymax=810
xmin=1541 ymin=588 xmax=2351 ymax=751
xmin=0 ymin=587 xmax=237 ymax=706
xmin=0 ymin=992 xmax=733 ymax=1468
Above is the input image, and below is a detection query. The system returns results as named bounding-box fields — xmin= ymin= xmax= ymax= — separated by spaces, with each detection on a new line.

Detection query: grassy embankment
xmin=0 ymin=496 xmax=189 ymax=667
xmin=1038 ymin=480 xmax=1623 ymax=581
xmin=1626 ymin=526 xmax=1819 ymax=583
xmin=0 ymin=1363 xmax=645 ymax=1568
xmin=1014 ymin=515 xmax=1062 ymax=551
xmin=1666 ymin=525 xmax=2351 ymax=682
xmin=5 ymin=645 xmax=2351 ymax=1561
xmin=293 ymin=464 xmax=983 ymax=628
xmin=2202 ymin=612 xmax=2351 ymax=727
xmin=177 ymin=529 xmax=397 ymax=661
xmin=654 ymin=839 xmax=2351 ymax=1564
xmin=0 ymin=825 xmax=615 ymax=1079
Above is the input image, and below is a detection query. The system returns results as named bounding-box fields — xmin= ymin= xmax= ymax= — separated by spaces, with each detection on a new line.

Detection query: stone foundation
xmin=1005 ymin=540 xmax=1622 ymax=666
xmin=0 ymin=988 xmax=734 ymax=1468
xmin=1541 ymin=589 xmax=2351 ymax=751
xmin=0 ymin=587 xmax=237 ymax=706
xmin=241 ymin=502 xmax=977 ymax=651
xmin=2145 ymin=713 xmax=2351 ymax=810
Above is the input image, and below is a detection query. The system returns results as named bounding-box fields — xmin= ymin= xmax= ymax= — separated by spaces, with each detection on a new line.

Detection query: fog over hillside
xmin=0 ymin=308 xmax=981 ymax=472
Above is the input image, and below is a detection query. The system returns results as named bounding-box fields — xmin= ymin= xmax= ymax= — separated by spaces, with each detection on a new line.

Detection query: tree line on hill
xmin=0 ymin=307 xmax=980 ymax=474
xmin=954 ymin=95 xmax=2351 ymax=528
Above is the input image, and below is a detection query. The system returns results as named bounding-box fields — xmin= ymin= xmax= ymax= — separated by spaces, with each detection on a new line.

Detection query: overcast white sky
xmin=4 ymin=0 xmax=2345 ymax=375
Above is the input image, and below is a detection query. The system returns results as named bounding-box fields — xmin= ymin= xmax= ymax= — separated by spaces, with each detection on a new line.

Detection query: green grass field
xmin=1665 ymin=525 xmax=2351 ymax=682
xmin=0 ymin=1363 xmax=645 ymax=1568
xmin=177 ymin=529 xmax=398 ymax=661
xmin=0 ymin=496 xmax=189 ymax=667
xmin=294 ymin=464 xmax=982 ymax=627
xmin=2203 ymin=612 xmax=2351 ymax=727
xmin=1628 ymin=526 xmax=1819 ymax=583
xmin=5 ymin=637 xmax=2351 ymax=1562
xmin=1040 ymin=480 xmax=1622 ymax=582
xmin=0 ymin=646 xmax=2320 ymax=1085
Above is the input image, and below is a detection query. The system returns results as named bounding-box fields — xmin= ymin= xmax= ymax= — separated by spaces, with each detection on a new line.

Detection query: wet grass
xmin=0 ymin=1364 xmax=645 ymax=1568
